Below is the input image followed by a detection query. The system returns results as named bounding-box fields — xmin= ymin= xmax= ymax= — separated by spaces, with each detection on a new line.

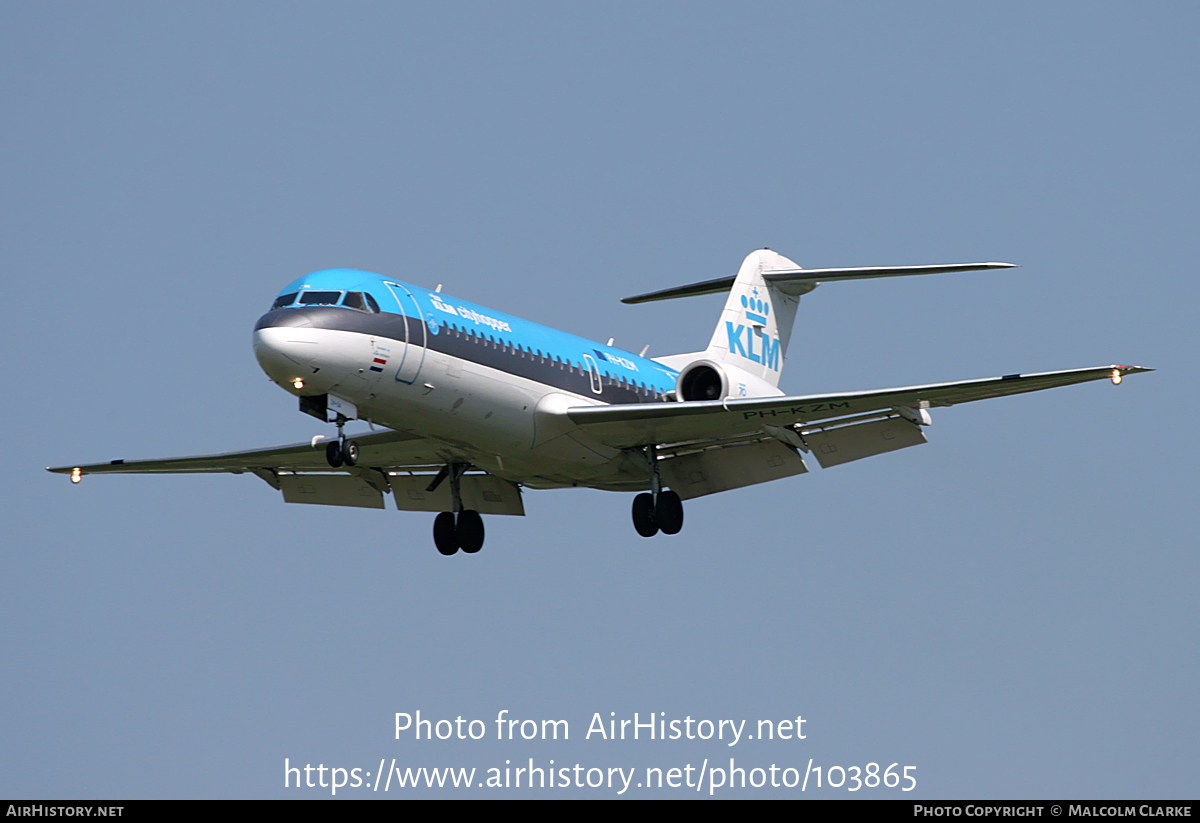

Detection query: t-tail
xmin=702 ymin=249 xmax=802 ymax=386
xmin=624 ymin=249 xmax=1018 ymax=391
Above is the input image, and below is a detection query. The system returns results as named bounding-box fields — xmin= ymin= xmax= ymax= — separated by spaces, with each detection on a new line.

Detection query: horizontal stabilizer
xmin=622 ymin=262 xmax=1017 ymax=303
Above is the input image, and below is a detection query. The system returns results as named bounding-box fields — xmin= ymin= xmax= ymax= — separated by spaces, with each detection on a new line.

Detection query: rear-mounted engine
xmin=675 ymin=360 xmax=729 ymax=401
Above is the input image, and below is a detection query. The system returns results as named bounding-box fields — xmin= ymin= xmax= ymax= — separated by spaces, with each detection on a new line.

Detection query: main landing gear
xmin=323 ymin=414 xmax=360 ymax=468
xmin=632 ymin=445 xmax=684 ymax=538
xmin=428 ymin=462 xmax=485 ymax=556
xmin=433 ymin=510 xmax=484 ymax=556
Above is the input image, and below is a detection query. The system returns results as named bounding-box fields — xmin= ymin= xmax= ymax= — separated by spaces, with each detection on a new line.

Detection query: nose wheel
xmin=323 ymin=414 xmax=360 ymax=468
xmin=429 ymin=462 xmax=486 ymax=556
xmin=631 ymin=445 xmax=684 ymax=538
xmin=324 ymin=439 xmax=360 ymax=467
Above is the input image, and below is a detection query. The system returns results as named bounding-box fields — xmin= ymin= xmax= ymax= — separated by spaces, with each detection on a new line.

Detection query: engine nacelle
xmin=675 ymin=360 xmax=729 ymax=402
xmin=670 ymin=357 xmax=788 ymax=402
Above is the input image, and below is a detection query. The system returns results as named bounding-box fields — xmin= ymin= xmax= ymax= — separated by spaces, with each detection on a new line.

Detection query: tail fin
xmin=624 ymin=251 xmax=1016 ymax=388
xmin=702 ymin=249 xmax=801 ymax=387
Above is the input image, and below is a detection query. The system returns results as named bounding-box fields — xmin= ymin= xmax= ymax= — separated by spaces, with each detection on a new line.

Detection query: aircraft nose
xmin=253 ymin=324 xmax=319 ymax=385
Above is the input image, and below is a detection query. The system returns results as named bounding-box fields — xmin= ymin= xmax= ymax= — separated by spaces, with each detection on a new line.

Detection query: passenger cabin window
xmin=271 ymin=292 xmax=298 ymax=310
xmin=298 ymin=291 xmax=343 ymax=305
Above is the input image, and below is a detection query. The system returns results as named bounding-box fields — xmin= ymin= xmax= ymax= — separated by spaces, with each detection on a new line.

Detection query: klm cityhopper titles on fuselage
xmin=51 ymin=249 xmax=1150 ymax=556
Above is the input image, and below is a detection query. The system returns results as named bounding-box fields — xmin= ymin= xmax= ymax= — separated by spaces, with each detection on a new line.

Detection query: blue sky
xmin=2 ymin=2 xmax=1196 ymax=798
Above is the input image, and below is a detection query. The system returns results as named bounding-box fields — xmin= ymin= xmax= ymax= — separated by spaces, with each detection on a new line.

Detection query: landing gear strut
xmin=631 ymin=445 xmax=683 ymax=538
xmin=323 ymin=414 xmax=360 ymax=468
xmin=430 ymin=462 xmax=485 ymax=556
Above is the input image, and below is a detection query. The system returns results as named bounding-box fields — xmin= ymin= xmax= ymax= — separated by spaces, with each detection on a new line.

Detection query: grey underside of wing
xmin=47 ymin=429 xmax=440 ymax=475
xmin=566 ymin=365 xmax=1151 ymax=449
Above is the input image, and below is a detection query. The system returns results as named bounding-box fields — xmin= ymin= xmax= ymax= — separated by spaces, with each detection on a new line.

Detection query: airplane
xmin=49 ymin=249 xmax=1150 ymax=556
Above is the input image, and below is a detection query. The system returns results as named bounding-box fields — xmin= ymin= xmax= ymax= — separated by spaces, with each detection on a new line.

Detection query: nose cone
xmin=254 ymin=327 xmax=303 ymax=376
xmin=252 ymin=309 xmax=328 ymax=388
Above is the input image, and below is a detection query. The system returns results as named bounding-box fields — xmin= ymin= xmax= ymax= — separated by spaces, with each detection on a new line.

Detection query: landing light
xmin=1111 ymin=369 xmax=1122 ymax=385
xmin=293 ymin=379 xmax=305 ymax=389
xmin=71 ymin=468 xmax=82 ymax=484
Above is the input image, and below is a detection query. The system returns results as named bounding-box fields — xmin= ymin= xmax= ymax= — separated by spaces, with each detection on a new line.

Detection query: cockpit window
xmin=298 ymin=291 xmax=343 ymax=305
xmin=274 ymin=289 xmax=383 ymax=312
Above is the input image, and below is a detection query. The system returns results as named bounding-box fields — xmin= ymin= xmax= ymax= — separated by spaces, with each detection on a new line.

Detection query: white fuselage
xmin=253 ymin=324 xmax=650 ymax=491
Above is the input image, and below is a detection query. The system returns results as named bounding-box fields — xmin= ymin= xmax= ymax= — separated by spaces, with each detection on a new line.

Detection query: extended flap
xmin=279 ymin=474 xmax=386 ymax=508
xmin=388 ymin=474 xmax=525 ymax=515
xmin=659 ymin=439 xmax=807 ymax=500
xmin=804 ymin=417 xmax=926 ymax=468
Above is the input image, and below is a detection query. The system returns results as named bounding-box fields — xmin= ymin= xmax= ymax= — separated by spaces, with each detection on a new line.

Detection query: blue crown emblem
xmin=741 ymin=293 xmax=769 ymax=325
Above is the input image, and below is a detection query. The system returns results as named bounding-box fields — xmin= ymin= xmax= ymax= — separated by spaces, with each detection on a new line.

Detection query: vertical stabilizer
xmin=703 ymin=249 xmax=802 ymax=387
xmin=627 ymin=252 xmax=1020 ymax=389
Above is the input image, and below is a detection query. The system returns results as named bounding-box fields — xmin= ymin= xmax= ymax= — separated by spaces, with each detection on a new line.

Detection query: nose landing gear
xmin=631 ymin=444 xmax=684 ymax=538
xmin=323 ymin=414 xmax=360 ymax=468
xmin=429 ymin=462 xmax=485 ymax=556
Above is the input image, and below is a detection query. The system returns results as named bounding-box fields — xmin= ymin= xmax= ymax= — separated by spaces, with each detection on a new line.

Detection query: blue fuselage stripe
xmin=263 ymin=270 xmax=681 ymax=402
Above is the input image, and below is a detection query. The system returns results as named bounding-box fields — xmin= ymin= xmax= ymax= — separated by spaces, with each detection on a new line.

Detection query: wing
xmin=48 ymin=428 xmax=440 ymax=477
xmin=47 ymin=428 xmax=526 ymax=514
xmin=566 ymin=364 xmax=1152 ymax=450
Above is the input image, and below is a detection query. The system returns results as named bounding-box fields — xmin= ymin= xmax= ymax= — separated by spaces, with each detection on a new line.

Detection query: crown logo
xmin=741 ymin=293 xmax=769 ymax=325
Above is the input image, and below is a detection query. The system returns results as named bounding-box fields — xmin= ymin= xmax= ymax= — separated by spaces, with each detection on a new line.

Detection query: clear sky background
xmin=2 ymin=2 xmax=1196 ymax=799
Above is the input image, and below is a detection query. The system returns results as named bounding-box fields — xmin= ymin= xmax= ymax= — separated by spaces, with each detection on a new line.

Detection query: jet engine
xmin=674 ymin=359 xmax=729 ymax=402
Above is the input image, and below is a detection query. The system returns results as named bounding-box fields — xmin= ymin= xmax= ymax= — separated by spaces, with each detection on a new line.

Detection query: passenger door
xmin=383 ymin=282 xmax=427 ymax=384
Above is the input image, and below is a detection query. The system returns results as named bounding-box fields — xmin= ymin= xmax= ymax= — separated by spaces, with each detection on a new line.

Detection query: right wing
xmin=47 ymin=429 xmax=526 ymax=515
xmin=47 ymin=428 xmax=440 ymax=477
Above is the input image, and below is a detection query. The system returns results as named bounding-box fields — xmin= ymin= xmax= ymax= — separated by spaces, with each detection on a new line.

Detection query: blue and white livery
xmin=50 ymin=249 xmax=1150 ymax=555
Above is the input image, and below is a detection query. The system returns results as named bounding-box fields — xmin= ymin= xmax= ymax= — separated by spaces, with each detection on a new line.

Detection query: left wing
xmin=565 ymin=364 xmax=1151 ymax=450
